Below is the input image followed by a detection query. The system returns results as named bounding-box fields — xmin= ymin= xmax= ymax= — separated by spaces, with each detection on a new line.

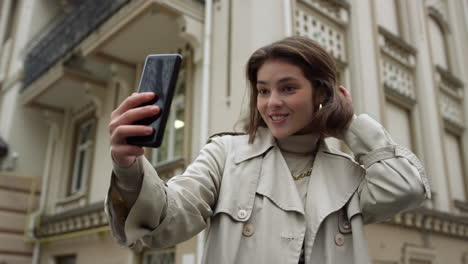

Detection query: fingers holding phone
xmin=109 ymin=54 xmax=182 ymax=167
xmin=109 ymin=92 xmax=159 ymax=168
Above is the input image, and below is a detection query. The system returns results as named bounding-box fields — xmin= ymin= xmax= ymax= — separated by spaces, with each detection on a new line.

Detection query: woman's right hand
xmin=109 ymin=92 xmax=160 ymax=168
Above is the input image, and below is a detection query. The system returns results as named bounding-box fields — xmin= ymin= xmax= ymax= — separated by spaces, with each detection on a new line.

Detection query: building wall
xmin=0 ymin=0 xmax=467 ymax=264
xmin=0 ymin=174 xmax=38 ymax=264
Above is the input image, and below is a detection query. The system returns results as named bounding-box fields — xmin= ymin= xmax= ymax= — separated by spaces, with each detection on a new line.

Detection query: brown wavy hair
xmin=244 ymin=36 xmax=354 ymax=143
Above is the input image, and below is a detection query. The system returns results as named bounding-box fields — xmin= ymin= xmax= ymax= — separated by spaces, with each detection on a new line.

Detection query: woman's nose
xmin=268 ymin=92 xmax=284 ymax=107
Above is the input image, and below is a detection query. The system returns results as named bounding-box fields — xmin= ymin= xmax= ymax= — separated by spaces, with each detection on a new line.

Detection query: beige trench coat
xmin=106 ymin=114 xmax=430 ymax=264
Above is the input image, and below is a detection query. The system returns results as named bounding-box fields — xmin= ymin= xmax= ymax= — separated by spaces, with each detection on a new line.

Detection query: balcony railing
xmin=22 ymin=0 xmax=130 ymax=90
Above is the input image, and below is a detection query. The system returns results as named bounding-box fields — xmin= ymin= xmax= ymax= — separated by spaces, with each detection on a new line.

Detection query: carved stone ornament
xmin=295 ymin=0 xmax=348 ymax=62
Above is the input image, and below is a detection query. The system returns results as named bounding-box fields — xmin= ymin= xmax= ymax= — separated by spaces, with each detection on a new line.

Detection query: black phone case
xmin=126 ymin=54 xmax=182 ymax=148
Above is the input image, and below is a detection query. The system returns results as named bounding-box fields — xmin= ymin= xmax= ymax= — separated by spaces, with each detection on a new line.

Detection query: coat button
xmin=335 ymin=233 xmax=345 ymax=246
xmin=343 ymin=221 xmax=350 ymax=229
xmin=242 ymin=223 xmax=254 ymax=237
xmin=237 ymin=209 xmax=248 ymax=219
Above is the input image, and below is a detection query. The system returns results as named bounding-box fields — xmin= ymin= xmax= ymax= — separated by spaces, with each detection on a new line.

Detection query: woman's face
xmin=256 ymin=60 xmax=315 ymax=138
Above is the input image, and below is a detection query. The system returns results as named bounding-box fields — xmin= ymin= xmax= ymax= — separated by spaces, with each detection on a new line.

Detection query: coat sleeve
xmin=104 ymin=137 xmax=226 ymax=250
xmin=343 ymin=114 xmax=431 ymax=224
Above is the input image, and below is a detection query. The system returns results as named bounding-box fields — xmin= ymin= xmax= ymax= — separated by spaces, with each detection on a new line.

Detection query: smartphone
xmin=126 ymin=54 xmax=182 ymax=148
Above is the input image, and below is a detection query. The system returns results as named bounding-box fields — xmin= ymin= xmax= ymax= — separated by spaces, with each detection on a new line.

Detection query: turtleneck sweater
xmin=276 ymin=133 xmax=320 ymax=264
xmin=275 ymin=133 xmax=320 ymax=207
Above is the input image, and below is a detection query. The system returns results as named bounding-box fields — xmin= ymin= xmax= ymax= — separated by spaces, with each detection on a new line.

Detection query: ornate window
xmin=54 ymin=107 xmax=97 ymax=213
xmin=294 ymin=0 xmax=350 ymax=150
xmin=428 ymin=17 xmax=449 ymax=70
xmin=378 ymin=25 xmax=417 ymax=151
xmin=385 ymin=101 xmax=413 ymax=149
xmin=444 ymin=131 xmax=466 ymax=203
xmin=294 ymin=0 xmax=349 ymax=63
xmin=426 ymin=2 xmax=467 ymax=209
xmin=70 ymin=118 xmax=96 ymax=195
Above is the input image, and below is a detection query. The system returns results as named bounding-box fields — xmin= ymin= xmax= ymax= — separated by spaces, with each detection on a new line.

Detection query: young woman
xmin=106 ymin=36 xmax=430 ymax=263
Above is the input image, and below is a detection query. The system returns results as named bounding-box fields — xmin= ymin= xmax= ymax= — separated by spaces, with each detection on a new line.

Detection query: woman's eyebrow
xmin=277 ymin=77 xmax=299 ymax=84
xmin=257 ymin=77 xmax=299 ymax=86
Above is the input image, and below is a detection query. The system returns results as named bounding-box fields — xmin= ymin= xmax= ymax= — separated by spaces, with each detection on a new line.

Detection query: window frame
xmin=384 ymin=98 xmax=415 ymax=151
xmin=66 ymin=113 xmax=96 ymax=197
xmin=403 ymin=245 xmax=436 ymax=264
xmin=444 ymin=129 xmax=468 ymax=206
xmin=427 ymin=6 xmax=452 ymax=72
xmin=69 ymin=118 xmax=96 ymax=195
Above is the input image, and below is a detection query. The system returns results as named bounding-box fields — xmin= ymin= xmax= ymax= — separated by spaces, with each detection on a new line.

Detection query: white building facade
xmin=0 ymin=0 xmax=468 ymax=263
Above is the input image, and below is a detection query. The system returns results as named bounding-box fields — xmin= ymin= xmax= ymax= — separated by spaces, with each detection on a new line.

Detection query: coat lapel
xmin=304 ymin=142 xmax=366 ymax=261
xmin=233 ymin=127 xmax=305 ymax=215
xmin=256 ymin=147 xmax=305 ymax=215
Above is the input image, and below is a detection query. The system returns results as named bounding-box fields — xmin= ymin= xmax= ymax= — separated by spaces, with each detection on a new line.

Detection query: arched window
xmin=428 ymin=17 xmax=449 ymax=70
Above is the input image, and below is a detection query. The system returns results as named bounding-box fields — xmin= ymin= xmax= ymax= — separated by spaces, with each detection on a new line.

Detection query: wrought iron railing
xmin=22 ymin=0 xmax=131 ymax=90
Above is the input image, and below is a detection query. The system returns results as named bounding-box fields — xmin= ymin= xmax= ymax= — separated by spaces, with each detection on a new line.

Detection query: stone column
xmin=348 ymin=0 xmax=383 ymax=120
xmin=405 ymin=0 xmax=450 ymax=211
xmin=446 ymin=0 xmax=468 ymax=203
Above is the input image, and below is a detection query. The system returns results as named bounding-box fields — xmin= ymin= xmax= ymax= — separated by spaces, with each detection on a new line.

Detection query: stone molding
xmin=378 ymin=26 xmax=416 ymax=67
xmin=435 ymin=65 xmax=465 ymax=130
xmin=299 ymin=0 xmax=349 ymax=24
xmin=36 ymin=200 xmax=468 ymax=240
xmin=427 ymin=5 xmax=451 ymax=34
xmin=378 ymin=26 xmax=417 ymax=103
xmin=36 ymin=201 xmax=107 ymax=238
xmin=390 ymin=208 xmax=468 ymax=240
xmin=35 ymin=161 xmax=185 ymax=238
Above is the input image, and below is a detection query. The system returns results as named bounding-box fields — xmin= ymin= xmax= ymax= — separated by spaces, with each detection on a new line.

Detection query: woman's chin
xmin=269 ymin=128 xmax=294 ymax=139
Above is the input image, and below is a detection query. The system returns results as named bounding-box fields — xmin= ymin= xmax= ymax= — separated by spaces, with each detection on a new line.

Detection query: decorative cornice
xmin=36 ymin=202 xmax=107 ymax=238
xmin=436 ymin=65 xmax=464 ymax=90
xmin=389 ymin=208 xmax=468 ymax=239
xmin=35 ymin=161 xmax=186 ymax=238
xmin=299 ymin=0 xmax=349 ymax=24
xmin=378 ymin=26 xmax=416 ymax=68
xmin=378 ymin=26 xmax=417 ymax=56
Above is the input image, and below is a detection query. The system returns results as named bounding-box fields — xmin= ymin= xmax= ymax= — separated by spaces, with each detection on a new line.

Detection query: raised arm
xmin=106 ymin=92 xmax=225 ymax=250
xmin=343 ymin=114 xmax=431 ymax=223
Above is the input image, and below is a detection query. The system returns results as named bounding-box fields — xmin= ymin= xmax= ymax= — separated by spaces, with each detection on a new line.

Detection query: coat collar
xmin=234 ymin=126 xmax=275 ymax=164
xmin=233 ymin=127 xmax=365 ymax=227
xmin=234 ymin=126 xmax=341 ymax=164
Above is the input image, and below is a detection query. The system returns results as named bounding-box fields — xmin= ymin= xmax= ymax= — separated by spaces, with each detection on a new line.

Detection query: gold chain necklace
xmin=291 ymin=144 xmax=320 ymax=181
xmin=292 ymin=168 xmax=313 ymax=180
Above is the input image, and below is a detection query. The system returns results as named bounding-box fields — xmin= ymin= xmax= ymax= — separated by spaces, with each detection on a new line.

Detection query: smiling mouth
xmin=269 ymin=114 xmax=289 ymax=123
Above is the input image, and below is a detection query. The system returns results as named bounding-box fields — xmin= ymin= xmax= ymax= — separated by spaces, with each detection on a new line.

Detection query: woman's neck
xmin=275 ymin=133 xmax=320 ymax=154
